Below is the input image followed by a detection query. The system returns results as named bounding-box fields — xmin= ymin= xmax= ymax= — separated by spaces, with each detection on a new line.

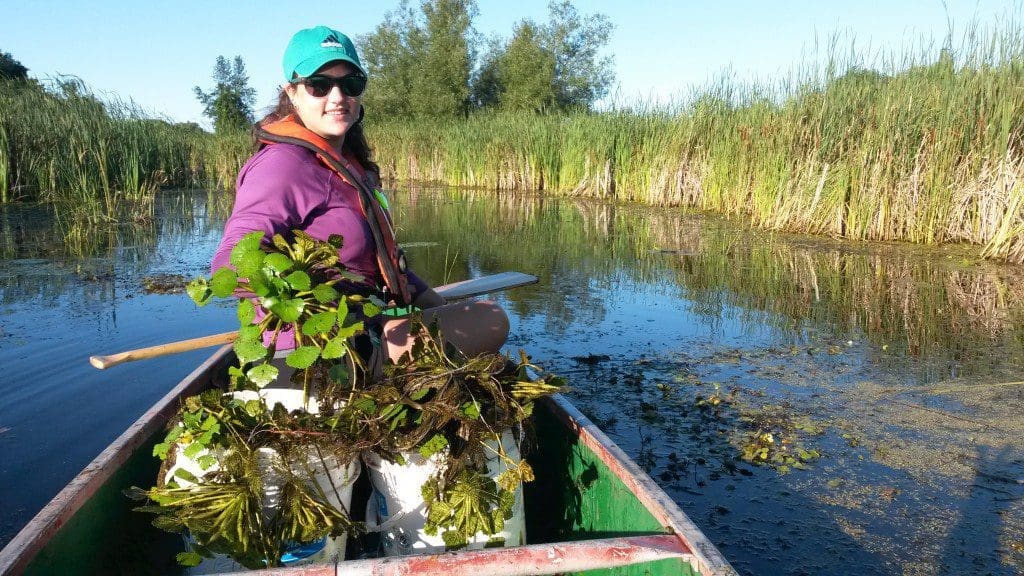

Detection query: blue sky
xmin=2 ymin=1 xmax=1015 ymax=127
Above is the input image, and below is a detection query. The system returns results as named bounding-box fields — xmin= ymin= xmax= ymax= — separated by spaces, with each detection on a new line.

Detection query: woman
xmin=211 ymin=25 xmax=509 ymax=362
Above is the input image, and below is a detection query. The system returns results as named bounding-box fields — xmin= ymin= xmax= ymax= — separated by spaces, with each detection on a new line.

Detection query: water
xmin=2 ymin=188 xmax=1024 ymax=575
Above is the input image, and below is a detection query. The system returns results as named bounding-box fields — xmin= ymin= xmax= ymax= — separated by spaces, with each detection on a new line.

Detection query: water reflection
xmin=1 ymin=187 xmax=1023 ymax=574
xmin=395 ymin=187 xmax=1024 ymax=378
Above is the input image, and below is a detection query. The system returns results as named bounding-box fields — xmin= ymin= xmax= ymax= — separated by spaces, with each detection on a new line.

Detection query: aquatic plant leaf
xmin=183 ymin=441 xmax=205 ymax=460
xmin=338 ymin=320 xmax=364 ymax=339
xmin=153 ymin=442 xmax=171 ymax=460
xmin=271 ymin=233 xmax=291 ymax=254
xmin=301 ymin=311 xmax=336 ymax=336
xmin=210 ymin=268 xmax=238 ymax=298
xmin=231 ymin=233 xmax=267 ymax=278
xmin=284 ymin=270 xmax=311 ymax=291
xmin=336 ymin=299 xmax=349 ymax=325
xmin=174 ymin=468 xmax=198 ymax=484
xmin=286 ymin=346 xmax=320 ymax=369
xmin=362 ymin=301 xmax=382 ymax=318
xmin=321 ymin=337 xmax=348 ymax=360
xmin=197 ymin=455 xmax=217 ymax=471
xmin=233 ymin=339 xmax=268 ymax=365
xmin=460 ymin=401 xmax=481 ymax=420
xmin=186 ymin=278 xmax=212 ymax=306
xmin=243 ymin=399 xmax=263 ymax=417
xmin=328 ymin=363 xmax=350 ymax=384
xmin=176 ymin=552 xmax=203 ymax=567
xmin=268 ymin=298 xmax=304 ymax=323
xmin=351 ymin=396 xmax=377 ymax=414
xmin=246 ymin=270 xmax=271 ymax=297
xmin=237 ymin=324 xmax=262 ymax=343
xmin=312 ymin=283 xmax=339 ymax=304
xmin=235 ymin=299 xmax=256 ymax=326
xmin=263 ymin=252 xmax=293 ymax=274
xmin=418 ymin=433 xmax=449 ymax=459
xmin=247 ymin=364 xmax=279 ymax=388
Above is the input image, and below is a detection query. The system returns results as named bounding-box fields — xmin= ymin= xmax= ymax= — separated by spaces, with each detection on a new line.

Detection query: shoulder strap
xmin=255 ymin=119 xmax=412 ymax=306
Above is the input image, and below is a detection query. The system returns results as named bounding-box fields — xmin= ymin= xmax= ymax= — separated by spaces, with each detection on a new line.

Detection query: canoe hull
xmin=1 ymin=347 xmax=735 ymax=576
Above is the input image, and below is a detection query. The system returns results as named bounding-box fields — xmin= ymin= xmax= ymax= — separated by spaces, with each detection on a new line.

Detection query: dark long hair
xmin=258 ymin=89 xmax=379 ymax=176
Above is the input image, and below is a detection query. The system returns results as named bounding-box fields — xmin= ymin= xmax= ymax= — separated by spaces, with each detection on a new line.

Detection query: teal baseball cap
xmin=282 ymin=26 xmax=367 ymax=81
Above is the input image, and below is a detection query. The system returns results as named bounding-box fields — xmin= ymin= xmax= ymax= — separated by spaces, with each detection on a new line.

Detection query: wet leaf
xmin=210 ymin=268 xmax=238 ymax=298
xmin=247 ymin=364 xmax=279 ymax=388
xmin=236 ymin=299 xmax=256 ymax=326
xmin=231 ymin=233 xmax=266 ymax=277
xmin=338 ymin=320 xmax=364 ymax=339
xmin=174 ymin=468 xmax=198 ymax=483
xmin=460 ymin=401 xmax=481 ymax=419
xmin=269 ymin=297 xmax=304 ymax=323
xmin=233 ymin=339 xmax=268 ymax=365
xmin=301 ymin=311 xmax=336 ymax=336
xmin=176 ymin=551 xmax=203 ymax=567
xmin=286 ymin=346 xmax=320 ymax=369
xmin=336 ymin=300 xmax=349 ymax=325
xmin=418 ymin=433 xmax=448 ymax=458
xmin=263 ymin=252 xmax=293 ymax=274
xmin=284 ymin=270 xmax=311 ymax=291
xmin=186 ymin=278 xmax=211 ymax=306
xmin=321 ymin=337 xmax=348 ymax=360
xmin=363 ymin=301 xmax=382 ymax=318
xmin=328 ymin=363 xmax=350 ymax=384
xmin=312 ymin=283 xmax=339 ymax=304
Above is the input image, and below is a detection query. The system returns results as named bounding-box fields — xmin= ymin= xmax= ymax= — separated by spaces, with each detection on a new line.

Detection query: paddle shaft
xmin=88 ymin=272 xmax=537 ymax=370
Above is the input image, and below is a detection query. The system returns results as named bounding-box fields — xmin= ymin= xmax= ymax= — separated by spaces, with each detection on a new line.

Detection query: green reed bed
xmin=0 ymin=78 xmax=248 ymax=223
xmin=370 ymin=24 xmax=1024 ymax=262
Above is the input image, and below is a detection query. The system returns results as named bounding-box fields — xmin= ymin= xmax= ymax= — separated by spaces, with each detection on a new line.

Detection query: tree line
xmin=359 ymin=0 xmax=614 ymax=118
xmin=193 ymin=0 xmax=613 ymax=133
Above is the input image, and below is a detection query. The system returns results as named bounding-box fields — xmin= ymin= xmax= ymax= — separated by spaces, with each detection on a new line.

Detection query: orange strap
xmin=256 ymin=117 xmax=412 ymax=305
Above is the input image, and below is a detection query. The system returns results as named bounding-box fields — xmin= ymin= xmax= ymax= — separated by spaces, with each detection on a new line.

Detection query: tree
xmin=193 ymin=56 xmax=255 ymax=134
xmin=360 ymin=3 xmax=419 ymax=118
xmin=472 ymin=1 xmax=614 ymax=114
xmin=542 ymin=1 xmax=615 ymax=111
xmin=469 ymin=36 xmax=504 ymax=109
xmin=496 ymin=22 xmax=557 ymax=112
xmin=360 ymin=0 xmax=477 ymax=119
xmin=0 ymin=50 xmax=28 ymax=80
xmin=415 ymin=0 xmax=477 ymax=117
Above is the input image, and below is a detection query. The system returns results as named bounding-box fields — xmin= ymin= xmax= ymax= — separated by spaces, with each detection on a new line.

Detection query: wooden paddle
xmin=89 ymin=271 xmax=537 ymax=370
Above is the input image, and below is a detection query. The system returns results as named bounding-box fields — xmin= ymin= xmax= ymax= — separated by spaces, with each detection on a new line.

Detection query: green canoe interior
xmin=23 ymin=385 xmax=696 ymax=576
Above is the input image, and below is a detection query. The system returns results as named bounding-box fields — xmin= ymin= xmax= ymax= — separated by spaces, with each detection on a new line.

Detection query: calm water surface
xmin=2 ymin=188 xmax=1024 ymax=575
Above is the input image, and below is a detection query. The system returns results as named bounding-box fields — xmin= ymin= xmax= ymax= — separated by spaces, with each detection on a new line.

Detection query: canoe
xmin=0 ymin=346 xmax=737 ymax=575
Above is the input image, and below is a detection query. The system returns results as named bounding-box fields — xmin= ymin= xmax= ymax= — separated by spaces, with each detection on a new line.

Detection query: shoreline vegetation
xmin=2 ymin=25 xmax=1023 ymax=262
xmin=0 ymin=77 xmax=249 ymax=223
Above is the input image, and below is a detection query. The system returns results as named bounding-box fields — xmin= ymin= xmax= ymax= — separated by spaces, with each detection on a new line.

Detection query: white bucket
xmin=363 ymin=429 xmax=526 ymax=556
xmin=163 ymin=391 xmax=359 ymax=571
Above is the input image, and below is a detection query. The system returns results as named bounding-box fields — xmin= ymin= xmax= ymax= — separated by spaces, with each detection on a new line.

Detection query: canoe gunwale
xmin=0 ymin=345 xmax=235 ymax=576
xmin=542 ymin=394 xmax=738 ymax=576
xmin=214 ymin=534 xmax=692 ymax=576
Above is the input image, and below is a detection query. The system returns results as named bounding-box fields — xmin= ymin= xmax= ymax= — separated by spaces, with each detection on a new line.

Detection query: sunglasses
xmin=297 ymin=73 xmax=367 ymax=98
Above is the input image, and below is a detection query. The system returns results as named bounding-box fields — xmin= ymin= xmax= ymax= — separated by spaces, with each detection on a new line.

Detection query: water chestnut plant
xmin=132 ymin=230 xmax=565 ymax=566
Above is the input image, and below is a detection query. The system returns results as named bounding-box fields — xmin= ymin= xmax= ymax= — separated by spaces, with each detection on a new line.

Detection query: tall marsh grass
xmin=369 ymin=22 xmax=1024 ymax=262
xmin=0 ymin=78 xmax=249 ymax=223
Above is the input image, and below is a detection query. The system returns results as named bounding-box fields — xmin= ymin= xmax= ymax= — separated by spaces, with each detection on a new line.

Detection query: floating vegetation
xmin=140 ymin=274 xmax=189 ymax=294
xmin=684 ymin=377 xmax=825 ymax=474
xmin=734 ymin=404 xmax=824 ymax=473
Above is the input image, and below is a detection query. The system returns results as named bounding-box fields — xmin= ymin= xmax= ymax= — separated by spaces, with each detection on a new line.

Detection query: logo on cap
xmin=321 ymin=33 xmax=344 ymax=48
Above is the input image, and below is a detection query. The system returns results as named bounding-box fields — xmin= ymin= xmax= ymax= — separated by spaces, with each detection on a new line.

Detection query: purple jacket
xmin=211 ymin=143 xmax=427 ymax=348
